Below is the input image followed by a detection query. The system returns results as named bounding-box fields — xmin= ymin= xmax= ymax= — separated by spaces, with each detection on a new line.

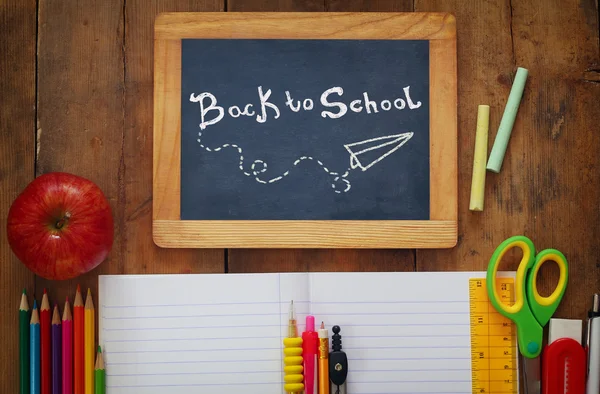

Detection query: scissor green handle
xmin=527 ymin=248 xmax=568 ymax=326
xmin=487 ymin=236 xmax=541 ymax=358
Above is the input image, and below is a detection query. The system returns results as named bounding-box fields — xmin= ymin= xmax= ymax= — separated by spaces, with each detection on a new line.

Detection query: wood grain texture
xmin=0 ymin=0 xmax=36 ymax=391
xmin=153 ymin=11 xmax=457 ymax=249
xmin=228 ymin=248 xmax=416 ymax=273
xmin=153 ymin=38 xmax=181 ymax=222
xmin=228 ymin=0 xmax=323 ymax=11
xmin=154 ymin=220 xmax=457 ymax=248
xmin=429 ymin=37 xmax=457 ymax=221
xmin=325 ymin=0 xmax=413 ymax=11
xmin=226 ymin=0 xmax=418 ymax=272
xmin=35 ymin=0 xmax=126 ymax=303
xmin=415 ymin=0 xmax=600 ymax=321
xmin=508 ymin=0 xmax=600 ymax=319
xmin=155 ymin=12 xmax=457 ymax=40
xmin=125 ymin=0 xmax=224 ymax=274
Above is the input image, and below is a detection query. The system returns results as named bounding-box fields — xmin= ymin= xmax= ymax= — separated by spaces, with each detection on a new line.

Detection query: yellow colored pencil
xmin=84 ymin=289 xmax=95 ymax=394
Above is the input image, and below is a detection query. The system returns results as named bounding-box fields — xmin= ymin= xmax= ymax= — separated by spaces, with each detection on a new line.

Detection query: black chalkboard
xmin=180 ymin=39 xmax=430 ymax=220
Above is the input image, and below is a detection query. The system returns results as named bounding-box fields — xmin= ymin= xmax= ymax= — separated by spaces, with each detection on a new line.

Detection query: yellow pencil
xmin=84 ymin=289 xmax=95 ymax=394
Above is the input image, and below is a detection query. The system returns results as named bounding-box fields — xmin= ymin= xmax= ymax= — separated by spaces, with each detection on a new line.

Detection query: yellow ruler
xmin=469 ymin=278 xmax=518 ymax=394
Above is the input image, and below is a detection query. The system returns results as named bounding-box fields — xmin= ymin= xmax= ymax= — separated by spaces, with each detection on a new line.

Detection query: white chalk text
xmin=190 ymin=85 xmax=422 ymax=129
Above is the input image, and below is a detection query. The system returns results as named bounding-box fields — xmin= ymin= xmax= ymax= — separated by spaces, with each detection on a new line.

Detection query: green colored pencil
xmin=19 ymin=289 xmax=29 ymax=394
xmin=94 ymin=346 xmax=105 ymax=394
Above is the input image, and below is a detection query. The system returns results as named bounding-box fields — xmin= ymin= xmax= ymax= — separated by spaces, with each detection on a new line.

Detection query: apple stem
xmin=55 ymin=217 xmax=66 ymax=229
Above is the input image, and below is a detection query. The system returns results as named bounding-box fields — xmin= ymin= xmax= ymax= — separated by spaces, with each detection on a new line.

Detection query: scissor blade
xmin=523 ymin=356 xmax=541 ymax=394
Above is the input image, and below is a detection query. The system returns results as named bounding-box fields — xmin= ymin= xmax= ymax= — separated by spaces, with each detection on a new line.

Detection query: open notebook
xmin=99 ymin=271 xmax=513 ymax=394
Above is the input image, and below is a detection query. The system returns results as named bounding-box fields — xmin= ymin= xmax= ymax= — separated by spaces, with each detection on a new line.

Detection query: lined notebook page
xmin=308 ymin=272 xmax=479 ymax=394
xmin=99 ymin=271 xmax=509 ymax=394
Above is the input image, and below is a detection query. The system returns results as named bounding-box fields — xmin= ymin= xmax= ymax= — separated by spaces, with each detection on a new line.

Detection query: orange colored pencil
xmin=73 ymin=286 xmax=84 ymax=394
xmin=40 ymin=290 xmax=52 ymax=394
xmin=84 ymin=289 xmax=95 ymax=394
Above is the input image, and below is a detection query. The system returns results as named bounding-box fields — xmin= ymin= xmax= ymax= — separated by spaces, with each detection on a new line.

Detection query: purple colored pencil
xmin=51 ymin=305 xmax=62 ymax=394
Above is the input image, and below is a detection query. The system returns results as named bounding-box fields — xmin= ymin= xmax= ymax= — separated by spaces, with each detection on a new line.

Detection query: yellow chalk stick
xmin=469 ymin=105 xmax=490 ymax=211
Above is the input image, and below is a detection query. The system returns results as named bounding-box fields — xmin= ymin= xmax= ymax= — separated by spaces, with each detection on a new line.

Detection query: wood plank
xmin=326 ymin=0 xmax=413 ymax=11
xmin=429 ymin=36 xmax=457 ymax=221
xmin=154 ymin=220 xmax=457 ymax=248
xmin=35 ymin=0 xmax=126 ymax=302
xmin=227 ymin=249 xmax=415 ymax=272
xmin=227 ymin=0 xmax=417 ymax=272
xmin=227 ymin=0 xmax=323 ymax=11
xmin=0 ymin=0 xmax=37 ymax=391
xmin=508 ymin=0 xmax=600 ymax=319
xmin=416 ymin=0 xmax=600 ymax=321
xmin=228 ymin=0 xmax=414 ymax=12
xmin=155 ymin=12 xmax=456 ymax=40
xmin=152 ymin=38 xmax=181 ymax=222
xmin=125 ymin=0 xmax=224 ymax=274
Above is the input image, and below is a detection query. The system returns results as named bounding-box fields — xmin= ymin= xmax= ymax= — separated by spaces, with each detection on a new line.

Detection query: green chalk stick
xmin=487 ymin=67 xmax=528 ymax=173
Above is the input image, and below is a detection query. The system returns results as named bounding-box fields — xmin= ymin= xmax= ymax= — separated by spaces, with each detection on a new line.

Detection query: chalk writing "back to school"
xmin=190 ymin=86 xmax=422 ymax=130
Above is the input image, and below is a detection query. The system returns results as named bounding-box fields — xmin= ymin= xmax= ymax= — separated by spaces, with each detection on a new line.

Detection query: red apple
xmin=6 ymin=172 xmax=114 ymax=280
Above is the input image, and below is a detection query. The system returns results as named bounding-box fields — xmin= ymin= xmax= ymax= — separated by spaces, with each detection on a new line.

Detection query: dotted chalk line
xmin=197 ymin=131 xmax=351 ymax=193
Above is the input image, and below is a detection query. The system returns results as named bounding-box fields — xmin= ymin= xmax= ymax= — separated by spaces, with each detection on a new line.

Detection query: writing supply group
xmin=283 ymin=301 xmax=347 ymax=394
xmin=276 ymin=297 xmax=600 ymax=394
xmin=20 ymin=281 xmax=600 ymax=394
xmin=19 ymin=286 xmax=105 ymax=394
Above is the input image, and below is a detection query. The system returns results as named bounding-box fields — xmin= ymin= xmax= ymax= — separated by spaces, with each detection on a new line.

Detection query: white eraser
xmin=548 ymin=318 xmax=583 ymax=345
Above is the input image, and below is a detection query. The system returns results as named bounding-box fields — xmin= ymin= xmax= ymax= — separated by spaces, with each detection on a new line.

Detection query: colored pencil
xmin=31 ymin=300 xmax=41 ymax=394
xmin=62 ymin=298 xmax=73 ymax=394
xmin=20 ymin=289 xmax=30 ymax=394
xmin=94 ymin=347 xmax=105 ymax=394
xmin=52 ymin=305 xmax=62 ymax=394
xmin=84 ymin=289 xmax=95 ymax=394
xmin=41 ymin=289 xmax=52 ymax=394
xmin=74 ymin=286 xmax=84 ymax=394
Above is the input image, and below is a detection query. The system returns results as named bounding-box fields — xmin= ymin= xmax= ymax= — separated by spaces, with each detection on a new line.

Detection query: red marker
xmin=302 ymin=316 xmax=318 ymax=394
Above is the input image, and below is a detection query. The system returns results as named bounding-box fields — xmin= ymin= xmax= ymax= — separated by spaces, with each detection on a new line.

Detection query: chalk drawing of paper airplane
xmin=343 ymin=132 xmax=414 ymax=172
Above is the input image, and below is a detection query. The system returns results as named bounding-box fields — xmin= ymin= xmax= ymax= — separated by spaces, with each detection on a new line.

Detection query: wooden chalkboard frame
xmin=153 ymin=12 xmax=457 ymax=248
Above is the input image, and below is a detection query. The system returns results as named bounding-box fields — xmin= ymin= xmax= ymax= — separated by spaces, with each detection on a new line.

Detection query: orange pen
xmin=318 ymin=322 xmax=330 ymax=394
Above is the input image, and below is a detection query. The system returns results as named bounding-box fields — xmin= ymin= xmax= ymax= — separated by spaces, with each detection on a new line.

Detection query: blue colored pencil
xmin=31 ymin=300 xmax=40 ymax=394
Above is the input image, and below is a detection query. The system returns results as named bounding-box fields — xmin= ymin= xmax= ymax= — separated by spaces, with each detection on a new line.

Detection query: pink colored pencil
xmin=41 ymin=290 xmax=51 ymax=394
xmin=52 ymin=305 xmax=62 ymax=394
xmin=62 ymin=298 xmax=73 ymax=394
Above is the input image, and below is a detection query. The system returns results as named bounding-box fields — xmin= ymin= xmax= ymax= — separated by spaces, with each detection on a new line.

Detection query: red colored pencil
xmin=62 ymin=298 xmax=73 ymax=394
xmin=41 ymin=290 xmax=52 ymax=394
xmin=73 ymin=286 xmax=84 ymax=394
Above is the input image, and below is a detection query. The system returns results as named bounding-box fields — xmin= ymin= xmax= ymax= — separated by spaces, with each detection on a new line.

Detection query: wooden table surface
xmin=1 ymin=0 xmax=599 ymax=391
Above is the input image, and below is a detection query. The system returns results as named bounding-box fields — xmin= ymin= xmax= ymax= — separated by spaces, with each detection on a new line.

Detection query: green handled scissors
xmin=486 ymin=235 xmax=568 ymax=394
